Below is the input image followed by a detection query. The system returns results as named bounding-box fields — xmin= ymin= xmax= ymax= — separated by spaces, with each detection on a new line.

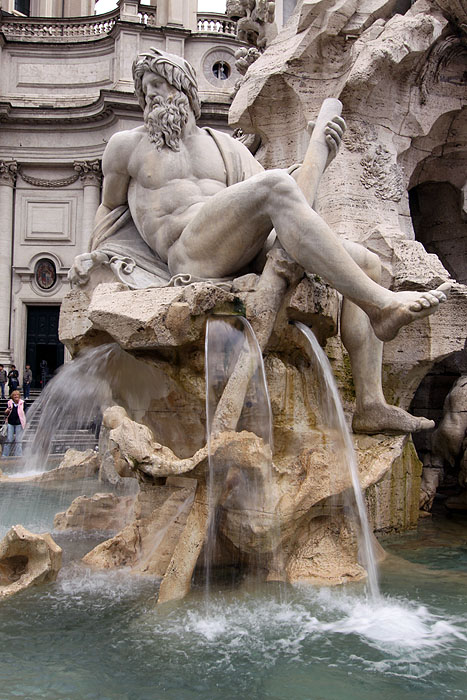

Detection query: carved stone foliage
xmin=360 ymin=145 xmax=404 ymax=202
xmin=73 ymin=159 xmax=102 ymax=186
xmin=18 ymin=168 xmax=79 ymax=188
xmin=342 ymin=122 xmax=378 ymax=153
xmin=0 ymin=160 xmax=17 ymax=186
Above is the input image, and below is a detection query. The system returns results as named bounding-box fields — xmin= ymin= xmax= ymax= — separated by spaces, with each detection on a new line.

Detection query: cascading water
xmin=0 ymin=343 xmax=146 ymax=540
xmin=18 ymin=345 xmax=114 ymax=475
xmin=204 ymin=315 xmax=281 ymax=593
xmin=16 ymin=342 xmax=172 ymax=476
xmin=295 ymin=321 xmax=380 ymax=599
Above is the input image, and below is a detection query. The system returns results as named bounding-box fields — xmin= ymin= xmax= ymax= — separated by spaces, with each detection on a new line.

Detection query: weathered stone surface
xmin=365 ymin=437 xmax=423 ymax=532
xmin=382 ymin=286 xmax=467 ymax=411
xmin=0 ymin=525 xmax=62 ymax=599
xmin=58 ymin=287 xmax=111 ymax=356
xmin=101 ymin=406 xmax=412 ymax=594
xmin=83 ymin=482 xmax=195 ymax=577
xmin=419 ymin=467 xmax=441 ymax=511
xmin=285 ymin=514 xmax=366 ymax=585
xmin=88 ymin=282 xmax=236 ymax=350
xmin=60 ymin=273 xmax=340 ymax=358
xmin=54 ymin=493 xmax=136 ymax=531
xmin=360 ymin=226 xmax=451 ymax=290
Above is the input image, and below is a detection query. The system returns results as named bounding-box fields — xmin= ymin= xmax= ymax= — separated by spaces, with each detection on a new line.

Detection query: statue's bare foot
xmin=352 ymin=403 xmax=435 ymax=435
xmin=370 ymin=283 xmax=450 ymax=342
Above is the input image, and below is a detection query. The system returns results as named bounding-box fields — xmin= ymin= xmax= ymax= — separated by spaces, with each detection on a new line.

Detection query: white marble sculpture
xmin=68 ymin=48 xmax=450 ymax=435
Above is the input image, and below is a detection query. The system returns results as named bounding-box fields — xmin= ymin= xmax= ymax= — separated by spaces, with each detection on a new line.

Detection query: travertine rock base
xmin=0 ymin=525 xmax=62 ymax=599
xmin=54 ymin=492 xmax=136 ymax=531
xmin=83 ymin=481 xmax=195 ymax=577
xmin=57 ymin=270 xmax=440 ymax=600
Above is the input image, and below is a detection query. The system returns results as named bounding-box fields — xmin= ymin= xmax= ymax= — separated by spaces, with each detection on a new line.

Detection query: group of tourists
xmin=0 ymin=363 xmax=32 ymax=400
xmin=0 ymin=364 xmax=33 ymax=457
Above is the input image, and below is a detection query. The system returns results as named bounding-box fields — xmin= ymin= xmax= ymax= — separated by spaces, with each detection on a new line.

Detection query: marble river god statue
xmin=69 ymin=47 xmax=450 ymax=435
xmin=62 ymin=48 xmax=451 ymax=601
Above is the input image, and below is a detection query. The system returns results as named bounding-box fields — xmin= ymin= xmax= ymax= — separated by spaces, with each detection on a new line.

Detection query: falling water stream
xmin=204 ymin=315 xmax=279 ymax=594
xmin=295 ymin=322 xmax=380 ymax=599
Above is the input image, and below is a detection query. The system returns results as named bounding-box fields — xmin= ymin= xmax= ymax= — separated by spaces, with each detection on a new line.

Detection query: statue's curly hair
xmin=133 ymin=48 xmax=201 ymax=120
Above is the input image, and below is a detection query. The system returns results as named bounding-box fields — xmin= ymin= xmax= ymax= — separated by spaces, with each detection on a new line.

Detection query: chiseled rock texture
xmin=230 ymin=0 xmax=467 ymax=410
xmin=0 ymin=525 xmax=62 ymax=599
xmin=59 ymin=271 xmax=433 ymax=593
xmin=83 ymin=480 xmax=195 ymax=576
xmin=54 ymin=493 xmax=136 ymax=532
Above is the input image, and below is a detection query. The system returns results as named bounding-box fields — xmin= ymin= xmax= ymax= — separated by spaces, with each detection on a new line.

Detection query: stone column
xmin=74 ymin=160 xmax=102 ymax=252
xmin=0 ymin=161 xmax=17 ymax=365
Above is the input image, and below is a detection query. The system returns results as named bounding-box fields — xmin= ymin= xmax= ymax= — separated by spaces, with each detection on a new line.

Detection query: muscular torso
xmin=126 ymin=127 xmax=229 ymax=261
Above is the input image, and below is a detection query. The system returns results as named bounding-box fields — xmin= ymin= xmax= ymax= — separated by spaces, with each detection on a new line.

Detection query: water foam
xmin=146 ymin=586 xmax=466 ymax=664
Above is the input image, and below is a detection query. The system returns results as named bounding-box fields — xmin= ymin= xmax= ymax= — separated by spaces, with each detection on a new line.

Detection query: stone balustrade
xmin=196 ymin=13 xmax=237 ymax=35
xmin=138 ymin=8 xmax=157 ymax=27
xmin=0 ymin=11 xmax=118 ymax=42
xmin=0 ymin=8 xmax=236 ymax=42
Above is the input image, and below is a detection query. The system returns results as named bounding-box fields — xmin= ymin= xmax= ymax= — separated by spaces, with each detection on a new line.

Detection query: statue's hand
xmin=307 ymin=115 xmax=346 ymax=169
xmin=324 ymin=115 xmax=346 ymax=167
xmin=68 ymin=250 xmax=109 ymax=287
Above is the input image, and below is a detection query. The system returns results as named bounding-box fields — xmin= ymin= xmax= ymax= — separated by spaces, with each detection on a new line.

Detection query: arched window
xmin=212 ymin=61 xmax=231 ymax=81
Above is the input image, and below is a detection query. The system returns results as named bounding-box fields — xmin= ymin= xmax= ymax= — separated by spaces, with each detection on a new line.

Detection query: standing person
xmin=4 ymin=389 xmax=26 ymax=457
xmin=23 ymin=364 xmax=33 ymax=400
xmin=8 ymin=365 xmax=19 ymax=394
xmin=0 ymin=365 xmax=7 ymax=399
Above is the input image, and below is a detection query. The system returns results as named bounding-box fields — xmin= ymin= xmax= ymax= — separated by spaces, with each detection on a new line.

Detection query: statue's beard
xmin=144 ymin=94 xmax=190 ymax=152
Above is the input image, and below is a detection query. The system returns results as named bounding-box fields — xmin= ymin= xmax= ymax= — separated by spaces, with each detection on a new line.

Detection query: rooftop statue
xmin=69 ymin=48 xmax=450 ymax=435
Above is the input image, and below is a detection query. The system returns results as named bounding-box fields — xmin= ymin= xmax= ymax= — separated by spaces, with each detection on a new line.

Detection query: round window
xmin=35 ymin=258 xmax=56 ymax=290
xmin=212 ymin=61 xmax=231 ymax=80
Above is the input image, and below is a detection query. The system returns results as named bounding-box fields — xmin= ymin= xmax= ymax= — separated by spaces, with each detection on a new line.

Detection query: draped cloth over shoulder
xmin=87 ymin=129 xmax=264 ymax=290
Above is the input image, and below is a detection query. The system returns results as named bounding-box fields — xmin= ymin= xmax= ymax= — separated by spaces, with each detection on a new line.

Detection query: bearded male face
xmin=143 ymin=91 xmax=191 ymax=152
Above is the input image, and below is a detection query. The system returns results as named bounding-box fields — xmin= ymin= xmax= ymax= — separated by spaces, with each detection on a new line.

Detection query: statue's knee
xmin=263 ymin=169 xmax=297 ymax=199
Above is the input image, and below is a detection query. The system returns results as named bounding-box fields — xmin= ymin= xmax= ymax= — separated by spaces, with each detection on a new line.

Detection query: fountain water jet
xmin=204 ymin=315 xmax=281 ymax=594
xmin=295 ymin=322 xmax=380 ymax=599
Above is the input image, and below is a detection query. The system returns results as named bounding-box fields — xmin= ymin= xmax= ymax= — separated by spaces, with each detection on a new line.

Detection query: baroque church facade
xmin=0 ymin=0 xmax=253 ymax=384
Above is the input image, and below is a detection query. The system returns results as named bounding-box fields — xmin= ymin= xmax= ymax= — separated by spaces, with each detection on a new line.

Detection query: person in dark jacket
xmin=23 ymin=365 xmax=33 ymax=400
xmin=8 ymin=366 xmax=19 ymax=394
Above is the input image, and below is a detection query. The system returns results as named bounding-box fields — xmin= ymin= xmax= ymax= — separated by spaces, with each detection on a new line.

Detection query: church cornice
xmin=0 ymin=90 xmax=141 ymax=127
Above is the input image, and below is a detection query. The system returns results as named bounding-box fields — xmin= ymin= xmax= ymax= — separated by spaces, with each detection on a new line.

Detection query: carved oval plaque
xmin=35 ymin=258 xmax=56 ymax=290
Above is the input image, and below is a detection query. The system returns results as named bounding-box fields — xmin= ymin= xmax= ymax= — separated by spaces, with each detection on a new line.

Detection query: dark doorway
xmin=409 ymin=182 xmax=467 ymax=284
xmin=26 ymin=306 xmax=64 ymax=388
